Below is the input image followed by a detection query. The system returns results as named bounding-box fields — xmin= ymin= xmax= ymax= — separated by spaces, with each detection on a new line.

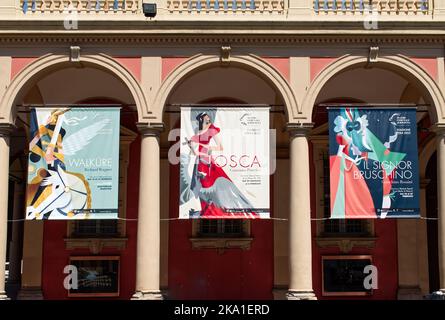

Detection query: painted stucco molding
xmin=64 ymin=238 xmax=128 ymax=254
xmin=152 ymin=54 xmax=300 ymax=122
xmin=0 ymin=53 xmax=153 ymax=124
xmin=189 ymin=237 xmax=253 ymax=255
xmin=315 ymin=237 xmax=377 ymax=253
xmin=301 ymin=54 xmax=445 ymax=123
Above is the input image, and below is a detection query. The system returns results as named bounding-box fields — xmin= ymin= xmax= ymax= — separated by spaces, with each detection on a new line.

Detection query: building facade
xmin=0 ymin=0 xmax=445 ymax=300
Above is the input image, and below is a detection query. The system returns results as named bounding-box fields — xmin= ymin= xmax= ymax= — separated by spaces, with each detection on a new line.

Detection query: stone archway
xmin=0 ymin=53 xmax=150 ymax=124
xmin=152 ymin=54 xmax=299 ymax=123
xmin=302 ymin=55 xmax=445 ymax=123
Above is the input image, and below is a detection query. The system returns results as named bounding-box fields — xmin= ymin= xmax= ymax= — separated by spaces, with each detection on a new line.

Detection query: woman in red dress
xmin=187 ymin=112 xmax=258 ymax=218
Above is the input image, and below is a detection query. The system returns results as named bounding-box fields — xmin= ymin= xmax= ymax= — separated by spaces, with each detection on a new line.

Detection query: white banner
xmin=179 ymin=107 xmax=270 ymax=219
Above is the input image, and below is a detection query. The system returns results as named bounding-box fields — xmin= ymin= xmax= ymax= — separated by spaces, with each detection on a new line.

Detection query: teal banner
xmin=328 ymin=107 xmax=420 ymax=219
xmin=26 ymin=107 xmax=120 ymax=220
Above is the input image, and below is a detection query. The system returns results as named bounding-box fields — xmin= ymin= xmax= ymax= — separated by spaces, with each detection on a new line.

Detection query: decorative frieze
xmin=64 ymin=237 xmax=128 ymax=254
xmin=190 ymin=237 xmax=253 ymax=254
xmin=316 ymin=237 xmax=377 ymax=253
xmin=2 ymin=34 xmax=445 ymax=46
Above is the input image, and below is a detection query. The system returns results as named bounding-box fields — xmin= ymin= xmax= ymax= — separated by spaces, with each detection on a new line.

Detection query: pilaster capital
xmin=285 ymin=122 xmax=314 ymax=137
xmin=430 ymin=123 xmax=445 ymax=137
xmin=309 ymin=135 xmax=329 ymax=146
xmin=0 ymin=123 xmax=15 ymax=137
xmin=136 ymin=122 xmax=164 ymax=137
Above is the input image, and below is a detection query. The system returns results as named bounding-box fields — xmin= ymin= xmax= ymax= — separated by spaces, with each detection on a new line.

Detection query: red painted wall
xmin=162 ymin=57 xmax=188 ymax=81
xmin=263 ymin=58 xmax=290 ymax=81
xmin=10 ymin=57 xmax=37 ymax=80
xmin=167 ymin=163 xmax=274 ymax=300
xmin=310 ymin=58 xmax=337 ymax=82
xmin=115 ymin=58 xmax=142 ymax=81
xmin=411 ymin=58 xmax=437 ymax=81
xmin=41 ymin=115 xmax=140 ymax=300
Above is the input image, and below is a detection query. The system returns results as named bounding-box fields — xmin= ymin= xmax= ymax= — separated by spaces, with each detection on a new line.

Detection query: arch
xmin=302 ymin=55 xmax=445 ymax=123
xmin=152 ymin=54 xmax=298 ymax=122
xmin=0 ymin=53 xmax=150 ymax=124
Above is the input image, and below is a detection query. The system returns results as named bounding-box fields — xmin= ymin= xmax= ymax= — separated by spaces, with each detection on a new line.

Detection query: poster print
xmin=180 ymin=107 xmax=270 ymax=219
xmin=329 ymin=108 xmax=419 ymax=219
xmin=68 ymin=256 xmax=120 ymax=297
xmin=26 ymin=107 xmax=120 ymax=220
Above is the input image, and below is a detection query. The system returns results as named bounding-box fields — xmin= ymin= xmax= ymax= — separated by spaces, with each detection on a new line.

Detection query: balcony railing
xmin=21 ymin=0 xmax=140 ymax=14
xmin=17 ymin=0 xmax=434 ymax=17
xmin=166 ymin=0 xmax=285 ymax=14
xmin=314 ymin=0 xmax=430 ymax=15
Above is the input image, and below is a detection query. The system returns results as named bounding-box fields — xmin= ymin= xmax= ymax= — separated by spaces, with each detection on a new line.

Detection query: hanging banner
xmin=328 ymin=107 xmax=420 ymax=219
xmin=26 ymin=107 xmax=120 ymax=220
xmin=179 ymin=107 xmax=270 ymax=219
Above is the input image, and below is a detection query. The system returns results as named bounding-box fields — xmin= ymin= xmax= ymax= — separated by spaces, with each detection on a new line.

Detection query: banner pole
xmin=319 ymin=103 xmax=428 ymax=110
xmin=17 ymin=104 xmax=126 ymax=108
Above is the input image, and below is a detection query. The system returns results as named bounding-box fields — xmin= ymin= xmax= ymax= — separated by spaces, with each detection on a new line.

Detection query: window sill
xmin=65 ymin=237 xmax=128 ymax=254
xmin=315 ymin=237 xmax=376 ymax=253
xmin=189 ymin=237 xmax=253 ymax=254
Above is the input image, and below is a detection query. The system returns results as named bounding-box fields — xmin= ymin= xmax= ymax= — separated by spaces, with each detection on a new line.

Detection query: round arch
xmin=302 ymin=55 xmax=445 ymax=123
xmin=0 ymin=53 xmax=149 ymax=124
xmin=152 ymin=54 xmax=299 ymax=122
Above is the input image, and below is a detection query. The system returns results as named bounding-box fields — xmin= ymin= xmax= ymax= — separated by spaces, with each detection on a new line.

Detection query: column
xmin=0 ymin=124 xmax=13 ymax=300
xmin=132 ymin=123 xmax=164 ymax=300
xmin=436 ymin=125 xmax=445 ymax=293
xmin=17 ymin=221 xmax=44 ymax=300
xmin=418 ymin=179 xmax=431 ymax=295
xmin=286 ymin=124 xmax=316 ymax=300
xmin=7 ymin=180 xmax=24 ymax=287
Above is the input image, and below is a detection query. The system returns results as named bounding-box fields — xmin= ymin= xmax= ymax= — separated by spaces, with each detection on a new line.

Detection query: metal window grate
xmin=74 ymin=220 xmax=119 ymax=237
xmin=198 ymin=219 xmax=245 ymax=237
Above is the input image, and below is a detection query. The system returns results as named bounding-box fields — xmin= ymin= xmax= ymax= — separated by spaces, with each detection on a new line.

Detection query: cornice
xmin=2 ymin=17 xmax=445 ymax=45
xmin=1 ymin=34 xmax=445 ymax=46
